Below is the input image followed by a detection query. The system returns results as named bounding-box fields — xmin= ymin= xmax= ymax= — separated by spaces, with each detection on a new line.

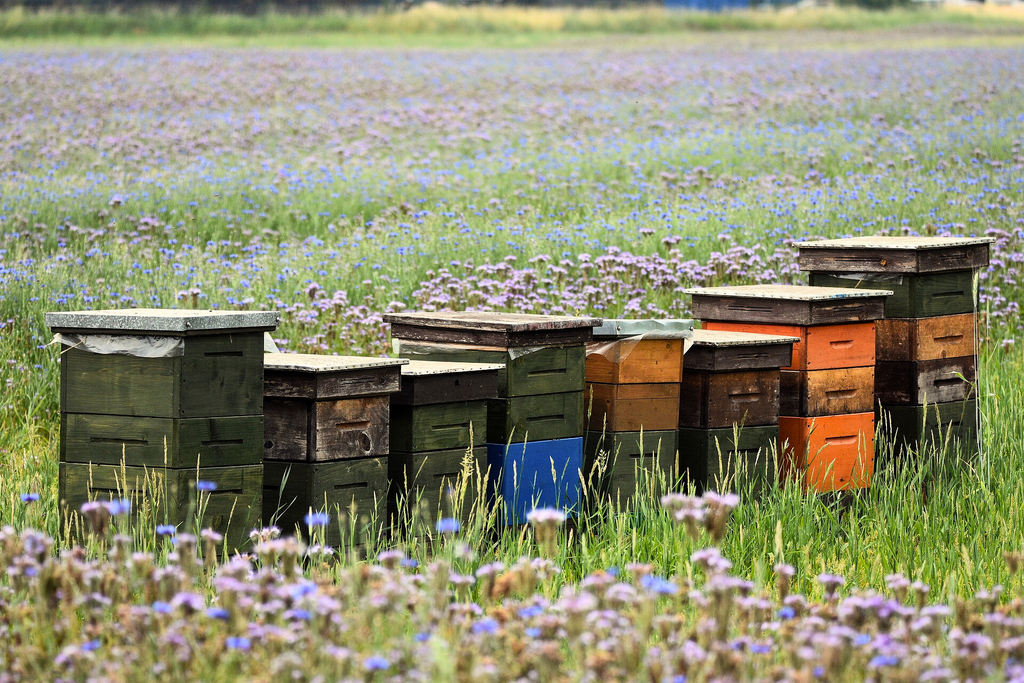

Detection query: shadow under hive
xmin=678 ymin=329 xmax=798 ymax=497
xmin=47 ymin=308 xmax=279 ymax=551
xmin=688 ymin=285 xmax=890 ymax=493
xmin=262 ymin=353 xmax=407 ymax=548
xmin=385 ymin=311 xmax=601 ymax=524
xmin=797 ymin=235 xmax=992 ymax=463
xmin=389 ymin=359 xmax=502 ymax=530
xmin=583 ymin=318 xmax=692 ymax=504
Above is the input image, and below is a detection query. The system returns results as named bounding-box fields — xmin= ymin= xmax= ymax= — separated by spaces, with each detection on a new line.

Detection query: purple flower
xmin=156 ymin=524 xmax=177 ymax=536
xmin=226 ymin=637 xmax=251 ymax=651
xmin=363 ymin=655 xmax=390 ymax=672
xmin=304 ymin=511 xmax=330 ymax=528
xmin=472 ymin=618 xmax=500 ymax=635
xmin=436 ymin=517 xmax=461 ymax=534
xmin=20 ymin=493 xmax=39 ymax=503
xmin=195 ymin=480 xmax=218 ymax=492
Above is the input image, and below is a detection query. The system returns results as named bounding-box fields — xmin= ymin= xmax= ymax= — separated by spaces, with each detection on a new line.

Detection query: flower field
xmin=1 ymin=28 xmax=1024 ymax=680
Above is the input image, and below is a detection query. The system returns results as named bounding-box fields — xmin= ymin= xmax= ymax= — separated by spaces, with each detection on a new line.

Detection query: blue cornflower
xmin=751 ymin=644 xmax=771 ymax=654
xmin=196 ymin=480 xmax=218 ymax=492
xmin=363 ymin=655 xmax=390 ymax=672
xmin=20 ymin=493 xmax=39 ymax=503
xmin=525 ymin=627 xmax=541 ymax=638
xmin=304 ymin=511 xmax=330 ymax=528
xmin=640 ymin=575 xmax=679 ymax=595
xmin=472 ymin=618 xmax=499 ymax=635
xmin=153 ymin=601 xmax=173 ymax=614
xmin=855 ymin=634 xmax=871 ymax=646
xmin=81 ymin=640 xmax=101 ymax=652
xmin=206 ymin=607 xmax=230 ymax=620
xmin=400 ymin=558 xmax=419 ymax=569
xmin=436 ymin=517 xmax=461 ymax=534
xmin=226 ymin=637 xmax=251 ymax=651
xmin=108 ymin=499 xmax=131 ymax=515
xmin=519 ymin=605 xmax=544 ymax=619
xmin=156 ymin=524 xmax=177 ymax=536
xmin=869 ymin=655 xmax=901 ymax=668
xmin=414 ymin=632 xmax=431 ymax=642
xmin=778 ymin=606 xmax=796 ymax=620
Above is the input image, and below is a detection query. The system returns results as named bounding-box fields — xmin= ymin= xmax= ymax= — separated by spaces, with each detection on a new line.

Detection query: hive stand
xmin=796 ymin=236 xmax=992 ymax=462
xmin=261 ymin=353 xmax=407 ymax=547
xmin=687 ymin=286 xmax=890 ymax=493
xmin=678 ymin=329 xmax=797 ymax=496
xmin=47 ymin=308 xmax=279 ymax=550
xmin=389 ymin=360 xmax=502 ymax=530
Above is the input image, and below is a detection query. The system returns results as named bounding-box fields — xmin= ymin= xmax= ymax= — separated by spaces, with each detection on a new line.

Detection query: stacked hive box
xmin=797 ymin=236 xmax=992 ymax=461
xmin=47 ymin=309 xmax=278 ymax=551
xmin=262 ymin=354 xmax=407 ymax=547
xmin=679 ymin=329 xmax=799 ymax=495
xmin=583 ymin=319 xmax=691 ymax=503
xmin=687 ymin=285 xmax=891 ymax=493
xmin=383 ymin=312 xmax=601 ymax=525
xmin=389 ymin=360 xmax=503 ymax=529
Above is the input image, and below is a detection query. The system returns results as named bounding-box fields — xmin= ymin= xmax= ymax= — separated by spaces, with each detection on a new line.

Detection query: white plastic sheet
xmin=53 ymin=333 xmax=184 ymax=358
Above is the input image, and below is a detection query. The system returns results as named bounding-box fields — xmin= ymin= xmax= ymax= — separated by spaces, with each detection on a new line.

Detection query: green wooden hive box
xmin=584 ymin=430 xmax=678 ymax=504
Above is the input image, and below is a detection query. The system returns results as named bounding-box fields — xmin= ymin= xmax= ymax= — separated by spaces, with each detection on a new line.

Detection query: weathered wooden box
xmin=687 ymin=285 xmax=891 ymax=327
xmin=385 ymin=311 xmax=602 ymax=348
xmin=488 ymin=392 xmax=584 ymax=443
xmin=389 ymin=447 xmax=488 ymax=529
xmin=684 ymin=329 xmax=796 ymax=373
xmin=586 ymin=383 xmax=680 ymax=432
xmin=677 ymin=425 xmax=778 ymax=495
xmin=680 ymin=370 xmax=781 ymax=429
xmin=796 ymin=236 xmax=993 ymax=275
xmin=391 ymin=402 xmax=489 ymax=452
xmin=878 ymin=400 xmax=979 ymax=460
xmin=263 ymin=457 xmax=388 ymax=548
xmin=395 ymin=340 xmax=586 ymax=398
xmin=779 ymin=412 xmax=875 ymax=493
xmin=876 ymin=314 xmax=978 ymax=362
xmin=703 ymin=321 xmax=876 ymax=371
xmin=779 ymin=367 xmax=875 ymax=418
xmin=487 ymin=437 xmax=583 ymax=526
xmin=584 ymin=430 xmax=677 ymax=502
xmin=809 ymin=271 xmax=976 ymax=319
xmin=585 ymin=319 xmax=691 ymax=384
xmin=874 ymin=357 xmax=977 ymax=406
xmin=59 ymin=462 xmax=263 ymax=551
xmin=391 ymin=360 xmax=502 ymax=406
xmin=263 ymin=354 xmax=407 ymax=462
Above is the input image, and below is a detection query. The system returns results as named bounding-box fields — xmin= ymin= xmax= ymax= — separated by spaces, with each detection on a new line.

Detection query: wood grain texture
xmin=684 ymin=333 xmax=794 ymax=372
xmin=391 ymin=366 xmax=500 ymax=405
xmin=264 ymin=366 xmax=402 ymax=400
xmin=489 ymin=392 xmax=584 ymax=443
xmin=797 ymin=241 xmax=990 ymax=274
xmin=61 ymin=332 xmax=263 ymax=418
xmin=779 ymin=367 xmax=874 ymax=417
xmin=389 ymin=447 xmax=488 ymax=529
xmin=809 ymin=271 xmax=976 ymax=318
xmin=778 ymin=412 xmax=874 ymax=493
xmin=61 ymin=413 xmax=263 ymax=468
xmin=385 ymin=311 xmax=600 ymax=348
xmin=59 ymin=463 xmax=263 ymax=552
xmin=486 ymin=437 xmax=583 ymax=526
xmin=263 ymin=457 xmax=388 ymax=548
xmin=389 ymin=323 xmax=594 ymax=348
xmin=585 ymin=383 xmax=680 ymax=432
xmin=314 ymin=397 xmax=390 ymax=461
xmin=876 ymin=314 xmax=978 ymax=362
xmin=585 ymin=338 xmax=684 ymax=384
xmin=691 ymin=293 xmax=886 ymax=326
xmin=389 ymin=401 xmax=488 ymax=452
xmin=874 ymin=357 xmax=977 ymax=406
xmin=703 ymin=321 xmax=875 ymax=371
xmin=583 ymin=430 xmax=677 ymax=503
xmin=878 ymin=399 xmax=979 ymax=460
xmin=679 ymin=370 xmax=780 ymax=429
xmin=677 ymin=426 xmax=778 ymax=497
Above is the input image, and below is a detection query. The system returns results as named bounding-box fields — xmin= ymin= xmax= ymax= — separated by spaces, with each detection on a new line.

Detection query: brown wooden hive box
xmin=703 ymin=321 xmax=875 ymax=371
xmin=384 ymin=311 xmax=602 ymax=348
xmin=680 ymin=370 xmax=781 ymax=429
xmin=584 ymin=430 xmax=678 ymax=502
xmin=875 ymin=357 xmax=977 ymax=406
xmin=795 ymin=236 xmax=993 ymax=275
xmin=391 ymin=360 xmax=502 ymax=406
xmin=809 ymin=271 xmax=977 ymax=319
xmin=683 ymin=329 xmax=797 ymax=373
xmin=779 ymin=367 xmax=875 ymax=418
xmin=389 ymin=446 xmax=488 ymax=530
xmin=586 ymin=338 xmax=685 ymax=384
xmin=586 ymin=383 xmax=680 ymax=432
xmin=263 ymin=354 xmax=407 ymax=462
xmin=395 ymin=340 xmax=586 ymax=398
xmin=876 ymin=314 xmax=978 ymax=362
xmin=686 ymin=285 xmax=891 ymax=327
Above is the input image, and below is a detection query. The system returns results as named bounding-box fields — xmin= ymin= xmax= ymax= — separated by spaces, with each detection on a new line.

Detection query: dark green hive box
xmin=878 ymin=400 xmax=979 ymax=461
xmin=678 ymin=425 xmax=778 ymax=496
xmin=809 ymin=271 xmax=976 ymax=319
xmin=584 ymin=430 xmax=677 ymax=503
xmin=389 ymin=446 xmax=489 ymax=530
xmin=488 ymin=392 xmax=584 ymax=443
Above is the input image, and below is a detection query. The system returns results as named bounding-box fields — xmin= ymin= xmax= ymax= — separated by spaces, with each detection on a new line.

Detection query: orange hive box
xmin=876 ymin=313 xmax=978 ymax=362
xmin=585 ymin=337 xmax=685 ymax=385
xmin=778 ymin=412 xmax=875 ymax=493
xmin=703 ymin=321 xmax=876 ymax=371
xmin=585 ymin=382 xmax=680 ymax=432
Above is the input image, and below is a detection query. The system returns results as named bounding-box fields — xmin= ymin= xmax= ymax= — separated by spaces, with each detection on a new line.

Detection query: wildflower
xmin=472 ymin=617 xmax=500 ymax=635
xmin=80 ymin=501 xmax=111 ymax=535
xmin=196 ymin=480 xmax=218 ymax=492
xmin=19 ymin=493 xmax=39 ymax=503
xmin=152 ymin=601 xmax=173 ymax=614
xmin=436 ymin=517 xmax=461 ymax=535
xmin=206 ymin=607 xmax=230 ymax=620
xmin=156 ymin=524 xmax=177 ymax=536
xmin=304 ymin=511 xmax=330 ymax=528
xmin=527 ymin=507 xmax=565 ymax=557
xmin=107 ymin=499 xmax=131 ymax=516
xmin=363 ymin=655 xmax=390 ymax=672
xmin=640 ymin=575 xmax=679 ymax=595
xmin=226 ymin=637 xmax=251 ymax=651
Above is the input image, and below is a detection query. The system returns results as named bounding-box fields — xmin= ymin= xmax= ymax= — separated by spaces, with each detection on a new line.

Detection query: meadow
xmin=1 ymin=17 xmax=1024 ymax=679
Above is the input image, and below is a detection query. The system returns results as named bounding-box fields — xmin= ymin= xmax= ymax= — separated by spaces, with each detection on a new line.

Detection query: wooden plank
xmin=878 ymin=400 xmax=979 ymax=460
xmin=179 ymin=333 xmax=264 ymax=418
xmin=487 ymin=437 xmax=583 ymax=525
xmin=585 ymin=383 xmax=680 ymax=432
xmin=389 ymin=447 xmax=488 ymax=529
xmin=684 ymin=330 xmax=796 ymax=372
xmin=263 ymin=398 xmax=313 ymax=462
xmin=489 ymin=392 xmax=584 ymax=443
xmin=779 ymin=367 xmax=874 ymax=418
xmin=680 ymin=370 xmax=780 ymax=429
xmin=584 ymin=430 xmax=677 ymax=503
xmin=874 ymin=357 xmax=977 ymax=406
xmin=677 ymin=425 xmax=777 ymax=496
xmin=876 ymin=314 xmax=977 ymax=362
xmin=263 ymin=354 xmax=404 ymax=400
xmin=809 ymin=271 xmax=976 ymax=319
xmin=389 ymin=401 xmax=488 ymax=452
xmin=61 ymin=414 xmax=263 ymax=468
xmin=703 ymin=322 xmax=875 ymax=371
xmin=59 ymin=463 xmax=263 ymax=552
xmin=688 ymin=285 xmax=889 ymax=326
xmin=391 ymin=361 xmax=501 ymax=406
xmin=585 ymin=338 xmax=684 ymax=384
xmin=778 ymin=413 xmax=874 ymax=493
xmin=313 ymin=397 xmax=390 ymax=461
xmin=385 ymin=312 xmax=601 ymax=348
xmin=795 ymin=236 xmax=993 ymax=274
xmin=263 ymin=458 xmax=387 ymax=549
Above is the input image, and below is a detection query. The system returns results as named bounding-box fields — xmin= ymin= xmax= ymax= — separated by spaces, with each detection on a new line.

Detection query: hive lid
xmin=795 ymin=236 xmax=994 ymax=274
xmin=592 ymin=318 xmax=694 ymax=339
xmin=400 ymin=360 xmax=504 ymax=376
xmin=263 ymin=353 xmax=408 ymax=373
xmin=385 ymin=311 xmax=603 ymax=348
xmin=685 ymin=328 xmax=799 ymax=372
xmin=45 ymin=308 xmax=280 ymax=334
xmin=684 ymin=285 xmax=892 ymax=301
xmin=688 ymin=329 xmax=801 ymax=347
xmin=687 ymin=285 xmax=891 ymax=326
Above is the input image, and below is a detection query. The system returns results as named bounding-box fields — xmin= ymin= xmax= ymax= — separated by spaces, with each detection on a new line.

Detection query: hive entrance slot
xmin=90 ymin=437 xmax=148 ymax=445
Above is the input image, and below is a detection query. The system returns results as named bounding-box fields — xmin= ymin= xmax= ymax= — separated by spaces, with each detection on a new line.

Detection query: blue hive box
xmin=487 ymin=437 xmax=583 ymax=525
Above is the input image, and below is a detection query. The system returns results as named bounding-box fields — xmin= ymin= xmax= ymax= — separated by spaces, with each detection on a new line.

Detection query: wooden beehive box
xmin=702 ymin=321 xmax=876 ymax=371
xmin=878 ymin=400 xmax=979 ymax=460
xmin=585 ymin=319 xmax=691 ymax=384
xmin=389 ymin=446 xmax=488 ymax=529
xmin=263 ymin=457 xmax=388 ymax=549
xmin=779 ymin=413 xmax=875 ymax=493
xmin=586 ymin=383 xmax=680 ymax=432
xmin=875 ymin=357 xmax=977 ymax=406
xmin=809 ymin=271 xmax=976 ymax=319
xmin=489 ymin=392 xmax=585 ymax=443
xmin=687 ymin=285 xmax=891 ymax=327
xmin=263 ymin=354 xmax=407 ymax=462
xmin=384 ymin=311 xmax=603 ymax=348
xmin=487 ymin=437 xmax=583 ymax=526
xmin=680 ymin=330 xmax=797 ymax=429
xmin=795 ymin=236 xmax=993 ymax=275
xmin=779 ymin=367 xmax=875 ymax=418
xmin=876 ymin=313 xmax=978 ymax=362
xmin=584 ymin=430 xmax=678 ymax=501
xmin=677 ymin=425 xmax=778 ymax=496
